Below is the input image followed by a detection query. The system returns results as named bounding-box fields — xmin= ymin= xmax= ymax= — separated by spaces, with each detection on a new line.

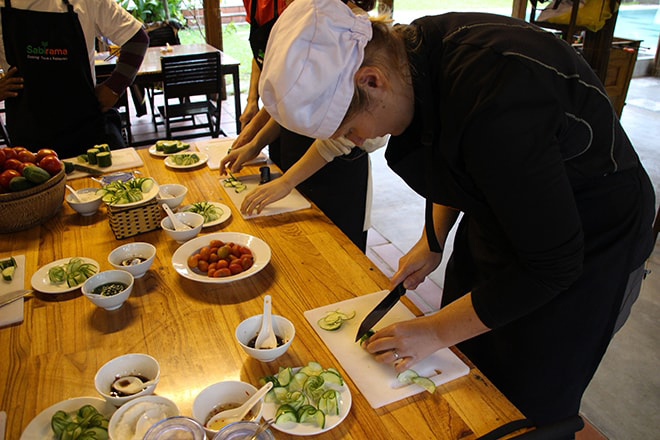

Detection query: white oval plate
xmin=104 ymin=179 xmax=160 ymax=208
xmin=20 ymin=397 xmax=116 ymax=440
xmin=148 ymin=143 xmax=191 ymax=157
xmin=179 ymin=202 xmax=231 ymax=228
xmin=164 ymin=152 xmax=209 ymax=169
xmin=171 ymin=232 xmax=271 ymax=284
xmin=262 ymin=367 xmax=352 ymax=436
xmin=31 ymin=257 xmax=100 ymax=294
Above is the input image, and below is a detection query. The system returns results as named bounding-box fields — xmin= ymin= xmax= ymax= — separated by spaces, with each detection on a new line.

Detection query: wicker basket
xmin=107 ymin=198 xmax=162 ymax=240
xmin=0 ymin=168 xmax=66 ymax=233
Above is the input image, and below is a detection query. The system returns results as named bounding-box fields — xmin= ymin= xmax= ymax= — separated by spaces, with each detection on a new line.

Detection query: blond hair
xmin=340 ymin=16 xmax=411 ymax=127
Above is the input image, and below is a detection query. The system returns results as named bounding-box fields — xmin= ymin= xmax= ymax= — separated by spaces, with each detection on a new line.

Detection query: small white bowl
xmin=192 ymin=381 xmax=263 ymax=438
xmin=108 ymin=395 xmax=179 ymax=439
xmin=66 ymin=188 xmax=103 ymax=216
xmin=161 ymin=212 xmax=204 ymax=243
xmin=235 ymin=314 xmax=295 ymax=363
xmin=82 ymin=270 xmax=134 ymax=311
xmin=108 ymin=242 xmax=156 ymax=278
xmin=95 ymin=353 xmax=161 ymax=407
xmin=158 ymin=184 xmax=188 ymax=209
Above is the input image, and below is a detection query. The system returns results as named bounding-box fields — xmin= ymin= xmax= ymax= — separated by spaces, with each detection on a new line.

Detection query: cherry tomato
xmin=16 ymin=162 xmax=34 ymax=173
xmin=198 ymin=260 xmax=209 ymax=273
xmin=230 ymin=245 xmax=242 ymax=258
xmin=210 ymin=240 xmax=223 ymax=248
xmin=2 ymin=148 xmax=17 ymax=160
xmin=217 ymin=245 xmax=230 ymax=259
xmin=239 ymin=246 xmax=252 ymax=255
xmin=209 ymin=253 xmax=219 ymax=263
xmin=36 ymin=148 xmax=58 ymax=161
xmin=240 ymin=255 xmax=254 ymax=270
xmin=17 ymin=150 xmax=37 ymax=163
xmin=207 ymin=262 xmax=217 ymax=273
xmin=0 ymin=149 xmax=6 ymax=168
xmin=187 ymin=255 xmax=199 ymax=269
xmin=38 ymin=155 xmax=63 ymax=176
xmin=199 ymin=246 xmax=211 ymax=261
xmin=229 ymin=263 xmax=243 ymax=275
xmin=216 ymin=260 xmax=229 ymax=269
xmin=0 ymin=169 xmax=21 ymax=189
xmin=3 ymin=158 xmax=22 ymax=171
xmin=216 ymin=268 xmax=232 ymax=277
xmin=12 ymin=147 xmax=27 ymax=153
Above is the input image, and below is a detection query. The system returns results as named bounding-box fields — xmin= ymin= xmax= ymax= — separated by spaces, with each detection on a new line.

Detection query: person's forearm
xmin=429 ymin=203 xmax=459 ymax=250
xmin=430 ymin=293 xmax=490 ymax=346
xmin=279 ymin=142 xmax=331 ymax=187
xmin=103 ymin=28 xmax=148 ymax=95
xmin=252 ymin=117 xmax=281 ymax=148
xmin=247 ymin=59 xmax=261 ymax=106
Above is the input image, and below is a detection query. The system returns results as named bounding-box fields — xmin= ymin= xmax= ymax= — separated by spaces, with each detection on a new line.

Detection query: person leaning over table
xmin=255 ymin=0 xmax=656 ymax=431
xmin=0 ymin=0 xmax=148 ymax=156
xmin=221 ymin=0 xmax=379 ymax=252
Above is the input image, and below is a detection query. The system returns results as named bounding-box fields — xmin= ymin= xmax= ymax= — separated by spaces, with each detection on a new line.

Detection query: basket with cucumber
xmin=96 ymin=178 xmax=156 ymax=206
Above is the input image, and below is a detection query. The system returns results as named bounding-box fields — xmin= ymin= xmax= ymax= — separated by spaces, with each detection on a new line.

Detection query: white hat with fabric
xmin=258 ymin=0 xmax=372 ymax=139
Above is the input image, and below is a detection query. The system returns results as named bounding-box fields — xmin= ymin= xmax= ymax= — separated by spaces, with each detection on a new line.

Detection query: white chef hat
xmin=259 ymin=0 xmax=372 ymax=139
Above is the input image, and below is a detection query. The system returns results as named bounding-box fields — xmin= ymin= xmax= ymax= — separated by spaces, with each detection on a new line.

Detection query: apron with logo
xmin=2 ymin=0 xmax=123 ymax=156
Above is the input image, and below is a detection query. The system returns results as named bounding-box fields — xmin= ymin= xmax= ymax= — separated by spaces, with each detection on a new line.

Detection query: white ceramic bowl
xmin=235 ymin=314 xmax=295 ymax=363
xmin=95 ymin=353 xmax=161 ymax=407
xmin=161 ymin=212 xmax=204 ymax=243
xmin=66 ymin=188 xmax=103 ymax=216
xmin=192 ymin=381 xmax=264 ymax=439
xmin=108 ymin=395 xmax=179 ymax=439
xmin=108 ymin=242 xmax=156 ymax=279
xmin=157 ymin=184 xmax=188 ymax=209
xmin=82 ymin=270 xmax=134 ymax=311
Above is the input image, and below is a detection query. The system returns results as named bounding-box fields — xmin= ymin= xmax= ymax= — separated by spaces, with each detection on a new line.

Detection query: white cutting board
xmin=194 ymin=138 xmax=268 ymax=170
xmin=304 ymin=291 xmax=470 ymax=409
xmin=0 ymin=255 xmax=26 ymax=327
xmin=64 ymin=147 xmax=144 ymax=180
xmin=220 ymin=173 xmax=311 ymax=219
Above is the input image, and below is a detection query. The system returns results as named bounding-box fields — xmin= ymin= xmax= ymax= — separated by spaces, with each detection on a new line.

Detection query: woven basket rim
xmin=0 ymin=168 xmax=66 ymax=202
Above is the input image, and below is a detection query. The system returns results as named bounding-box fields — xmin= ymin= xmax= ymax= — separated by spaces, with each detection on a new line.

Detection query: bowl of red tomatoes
xmin=0 ymin=147 xmax=65 ymax=233
xmin=171 ymin=232 xmax=272 ymax=283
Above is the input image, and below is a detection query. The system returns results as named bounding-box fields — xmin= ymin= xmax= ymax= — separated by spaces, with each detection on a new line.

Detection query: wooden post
xmin=203 ymin=0 xmax=226 ymax=99
xmin=511 ymin=0 xmax=527 ymax=20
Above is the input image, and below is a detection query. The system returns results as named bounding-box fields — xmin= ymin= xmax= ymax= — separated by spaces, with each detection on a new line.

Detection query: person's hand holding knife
xmin=0 ymin=67 xmax=23 ymax=100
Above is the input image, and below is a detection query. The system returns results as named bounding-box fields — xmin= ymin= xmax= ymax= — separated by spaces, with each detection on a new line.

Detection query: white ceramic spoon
xmin=162 ymin=203 xmax=190 ymax=231
xmin=206 ymin=382 xmax=273 ymax=428
xmin=65 ymin=185 xmax=82 ymax=202
xmin=254 ymin=295 xmax=277 ymax=349
xmin=112 ymin=375 xmax=157 ymax=395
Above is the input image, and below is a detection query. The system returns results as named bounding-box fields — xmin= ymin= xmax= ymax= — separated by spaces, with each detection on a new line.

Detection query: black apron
xmin=247 ymin=0 xmax=281 ymax=166
xmin=248 ymin=0 xmax=279 ymax=71
xmin=280 ymin=128 xmax=370 ymax=252
xmin=2 ymin=0 xmax=124 ymax=156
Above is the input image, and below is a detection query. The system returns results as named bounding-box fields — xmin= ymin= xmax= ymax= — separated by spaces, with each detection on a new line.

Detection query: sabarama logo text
xmin=26 ymin=42 xmax=68 ymax=56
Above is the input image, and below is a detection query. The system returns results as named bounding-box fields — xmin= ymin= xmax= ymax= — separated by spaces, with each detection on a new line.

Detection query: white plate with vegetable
xmin=164 ymin=152 xmax=209 ymax=169
xmin=179 ymin=201 xmax=231 ymax=228
xmin=260 ymin=362 xmax=352 ymax=436
xmin=148 ymin=140 xmax=191 ymax=157
xmin=20 ymin=396 xmax=115 ymax=440
xmin=31 ymin=257 xmax=99 ymax=294
xmin=171 ymin=232 xmax=271 ymax=284
xmin=98 ymin=177 xmax=159 ymax=208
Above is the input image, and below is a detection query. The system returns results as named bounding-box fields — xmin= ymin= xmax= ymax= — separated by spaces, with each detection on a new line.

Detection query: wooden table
xmin=0 ymin=148 xmax=524 ymax=439
xmin=96 ymin=43 xmax=242 ymax=136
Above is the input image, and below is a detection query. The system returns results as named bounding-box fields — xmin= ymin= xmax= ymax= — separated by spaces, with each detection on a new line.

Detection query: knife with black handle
xmin=355 ymin=282 xmax=406 ymax=342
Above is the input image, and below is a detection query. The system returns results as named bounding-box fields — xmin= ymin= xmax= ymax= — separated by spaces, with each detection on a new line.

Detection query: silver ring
xmin=392 ymin=350 xmax=400 ymax=360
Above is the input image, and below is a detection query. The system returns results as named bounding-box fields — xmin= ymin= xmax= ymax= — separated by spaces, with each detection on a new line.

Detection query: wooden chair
xmin=158 ymin=52 xmax=225 ymax=140
xmin=146 ymin=22 xmax=182 ymax=126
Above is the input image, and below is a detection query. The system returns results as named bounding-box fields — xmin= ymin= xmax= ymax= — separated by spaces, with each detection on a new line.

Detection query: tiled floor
xmin=126 ymin=76 xmax=659 ymax=439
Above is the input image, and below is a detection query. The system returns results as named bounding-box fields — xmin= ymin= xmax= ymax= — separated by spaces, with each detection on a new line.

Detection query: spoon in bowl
xmin=111 ymin=375 xmax=157 ymax=395
xmin=255 ymin=295 xmax=278 ymax=349
xmin=65 ymin=185 xmax=82 ymax=202
xmin=206 ymin=382 xmax=273 ymax=428
xmin=162 ymin=203 xmax=191 ymax=231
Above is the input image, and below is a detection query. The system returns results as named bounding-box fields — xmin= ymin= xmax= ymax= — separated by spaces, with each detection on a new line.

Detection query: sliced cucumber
xmin=2 ymin=265 xmax=15 ymax=281
xmin=320 ymin=370 xmax=343 ymax=387
xmin=397 ymin=369 xmax=419 ymax=385
xmin=298 ymin=406 xmax=325 ymax=429
xmin=277 ymin=367 xmax=293 ymax=387
xmin=300 ymin=361 xmax=323 ymax=376
xmin=358 ymin=329 xmax=375 ymax=347
xmin=317 ymin=317 xmax=342 ymax=331
xmin=318 ymin=309 xmax=355 ymax=331
xmin=140 ymin=178 xmax=154 ymax=193
xmin=275 ymin=404 xmax=296 ymax=419
xmin=272 ymin=386 xmax=289 ymax=403
xmin=412 ymin=376 xmax=436 ymax=394
xmin=288 ymin=372 xmax=308 ymax=393
xmin=275 ymin=411 xmax=298 ymax=426
xmin=0 ymin=256 xmax=17 ymax=270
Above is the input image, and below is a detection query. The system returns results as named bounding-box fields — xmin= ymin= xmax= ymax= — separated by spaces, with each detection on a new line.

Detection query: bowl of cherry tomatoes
xmin=0 ymin=147 xmax=66 ymax=233
xmin=171 ymin=232 xmax=272 ymax=284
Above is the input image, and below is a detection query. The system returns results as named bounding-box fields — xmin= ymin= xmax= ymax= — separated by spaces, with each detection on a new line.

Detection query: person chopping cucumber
xmin=256 ymin=0 xmax=656 ymax=432
xmin=0 ymin=0 xmax=148 ymax=156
